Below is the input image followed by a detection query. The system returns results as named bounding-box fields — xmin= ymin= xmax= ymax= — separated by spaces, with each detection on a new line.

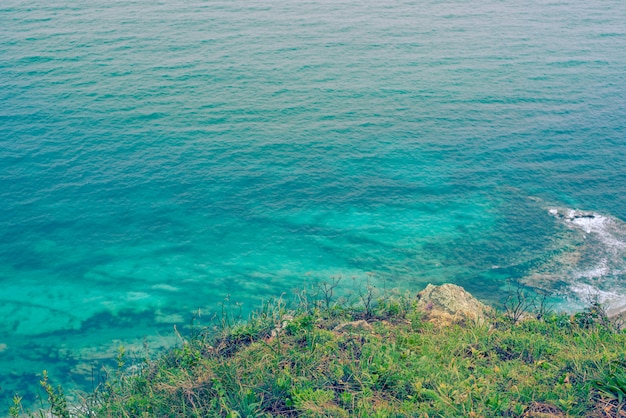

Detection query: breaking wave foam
xmin=542 ymin=207 xmax=626 ymax=316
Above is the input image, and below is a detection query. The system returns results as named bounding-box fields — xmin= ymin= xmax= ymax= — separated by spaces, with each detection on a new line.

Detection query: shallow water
xmin=1 ymin=0 xmax=625 ymax=403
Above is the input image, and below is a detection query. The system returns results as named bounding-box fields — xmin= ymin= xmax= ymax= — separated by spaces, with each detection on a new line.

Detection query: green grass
xmin=10 ymin=287 xmax=626 ymax=417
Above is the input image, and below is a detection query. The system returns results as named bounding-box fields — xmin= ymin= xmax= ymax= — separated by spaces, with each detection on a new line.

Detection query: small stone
xmin=334 ymin=320 xmax=374 ymax=333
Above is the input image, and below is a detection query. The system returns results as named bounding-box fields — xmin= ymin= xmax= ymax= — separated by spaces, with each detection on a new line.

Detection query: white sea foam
xmin=549 ymin=208 xmax=626 ymax=251
xmin=572 ymin=258 xmax=610 ymax=279
xmin=570 ymin=213 xmax=606 ymax=234
xmin=569 ymin=283 xmax=620 ymax=304
xmin=544 ymin=207 xmax=626 ymax=316
xmin=569 ymin=283 xmax=626 ymax=317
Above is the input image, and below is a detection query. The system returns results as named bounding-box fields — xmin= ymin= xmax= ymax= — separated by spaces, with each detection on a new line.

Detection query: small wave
xmin=548 ymin=208 xmax=626 ymax=248
xmin=572 ymin=259 xmax=611 ymax=280
xmin=568 ymin=283 xmax=626 ymax=318
xmin=524 ymin=206 xmax=626 ymax=316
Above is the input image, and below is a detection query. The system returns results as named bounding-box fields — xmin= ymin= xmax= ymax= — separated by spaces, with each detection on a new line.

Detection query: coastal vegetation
xmin=9 ymin=282 xmax=626 ymax=417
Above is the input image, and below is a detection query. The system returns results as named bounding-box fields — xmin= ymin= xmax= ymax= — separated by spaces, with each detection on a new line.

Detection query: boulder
xmin=416 ymin=284 xmax=491 ymax=326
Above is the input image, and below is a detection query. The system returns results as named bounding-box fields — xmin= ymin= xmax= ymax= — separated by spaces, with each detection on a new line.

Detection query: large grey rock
xmin=416 ymin=284 xmax=491 ymax=326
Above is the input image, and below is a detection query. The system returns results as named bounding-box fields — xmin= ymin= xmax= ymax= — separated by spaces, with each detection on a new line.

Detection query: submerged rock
xmin=416 ymin=284 xmax=491 ymax=326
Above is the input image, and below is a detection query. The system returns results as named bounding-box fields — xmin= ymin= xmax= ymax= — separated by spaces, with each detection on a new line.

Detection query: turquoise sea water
xmin=1 ymin=0 xmax=626 ymax=403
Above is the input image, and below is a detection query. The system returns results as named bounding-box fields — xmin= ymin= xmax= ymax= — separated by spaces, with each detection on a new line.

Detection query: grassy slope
xmin=13 ymin=291 xmax=626 ymax=417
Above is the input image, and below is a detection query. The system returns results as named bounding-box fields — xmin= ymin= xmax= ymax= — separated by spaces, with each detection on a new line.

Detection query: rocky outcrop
xmin=416 ymin=284 xmax=491 ymax=326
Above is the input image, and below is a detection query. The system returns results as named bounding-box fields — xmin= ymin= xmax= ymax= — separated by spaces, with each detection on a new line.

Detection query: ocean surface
xmin=1 ymin=0 xmax=625 ymax=405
